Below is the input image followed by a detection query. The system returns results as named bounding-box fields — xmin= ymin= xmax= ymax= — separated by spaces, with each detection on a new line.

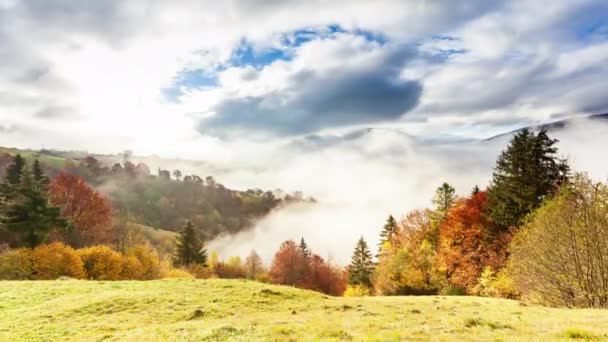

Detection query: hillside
xmin=0 ymin=146 xmax=304 ymax=243
xmin=0 ymin=279 xmax=606 ymax=341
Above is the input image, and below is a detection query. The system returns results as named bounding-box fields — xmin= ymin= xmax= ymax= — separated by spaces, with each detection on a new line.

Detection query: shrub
xmin=0 ymin=249 xmax=34 ymax=280
xmin=125 ymin=245 xmax=161 ymax=280
xmin=120 ymin=255 xmax=144 ymax=280
xmin=476 ymin=266 xmax=519 ymax=299
xmin=31 ymin=242 xmax=85 ymax=280
xmin=161 ymin=266 xmax=194 ymax=279
xmin=343 ymin=285 xmax=372 ymax=297
xmin=78 ymin=245 xmax=123 ymax=280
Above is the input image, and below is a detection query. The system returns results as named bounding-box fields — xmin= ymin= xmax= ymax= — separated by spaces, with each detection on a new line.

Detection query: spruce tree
xmin=1 ymin=165 xmax=66 ymax=248
xmin=299 ymin=237 xmax=311 ymax=258
xmin=0 ymin=154 xmax=26 ymax=200
xmin=471 ymin=185 xmax=480 ymax=196
xmin=348 ymin=237 xmax=374 ymax=288
xmin=377 ymin=215 xmax=397 ymax=258
xmin=173 ymin=221 xmax=207 ymax=267
xmin=32 ymin=159 xmax=49 ymax=187
xmin=487 ymin=128 xmax=570 ymax=228
xmin=432 ymin=183 xmax=456 ymax=220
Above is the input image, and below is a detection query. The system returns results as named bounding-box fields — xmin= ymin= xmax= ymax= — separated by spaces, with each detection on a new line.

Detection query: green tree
xmin=32 ymin=159 xmax=49 ymax=187
xmin=0 ymin=154 xmax=26 ymax=200
xmin=432 ymin=183 xmax=456 ymax=220
xmin=487 ymin=129 xmax=569 ymax=228
xmin=377 ymin=215 xmax=397 ymax=258
xmin=299 ymin=237 xmax=311 ymax=259
xmin=173 ymin=221 xmax=207 ymax=267
xmin=348 ymin=237 xmax=374 ymax=288
xmin=1 ymin=165 xmax=66 ymax=248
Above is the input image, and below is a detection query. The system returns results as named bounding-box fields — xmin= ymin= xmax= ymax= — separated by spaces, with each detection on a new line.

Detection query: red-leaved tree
xmin=437 ymin=191 xmax=511 ymax=293
xmin=269 ymin=240 xmax=346 ymax=296
xmin=269 ymin=240 xmax=308 ymax=286
xmin=49 ymin=173 xmax=114 ymax=247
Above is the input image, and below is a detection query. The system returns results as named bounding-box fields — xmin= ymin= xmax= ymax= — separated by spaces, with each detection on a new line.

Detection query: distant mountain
xmin=483 ymin=113 xmax=608 ymax=142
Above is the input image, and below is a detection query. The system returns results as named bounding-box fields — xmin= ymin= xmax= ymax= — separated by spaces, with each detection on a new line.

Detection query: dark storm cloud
xmin=200 ymin=46 xmax=422 ymax=136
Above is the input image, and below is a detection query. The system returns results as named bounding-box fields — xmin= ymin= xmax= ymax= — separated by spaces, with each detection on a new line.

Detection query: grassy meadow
xmin=0 ymin=279 xmax=607 ymax=341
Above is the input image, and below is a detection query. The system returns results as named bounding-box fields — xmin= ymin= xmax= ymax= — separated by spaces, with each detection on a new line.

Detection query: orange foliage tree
xmin=269 ymin=239 xmax=346 ymax=296
xmin=437 ymin=191 xmax=511 ymax=293
xmin=269 ymin=240 xmax=308 ymax=286
xmin=49 ymin=173 xmax=114 ymax=247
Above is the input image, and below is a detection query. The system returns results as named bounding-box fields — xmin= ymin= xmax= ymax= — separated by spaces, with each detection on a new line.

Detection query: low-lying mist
xmin=199 ymin=119 xmax=608 ymax=264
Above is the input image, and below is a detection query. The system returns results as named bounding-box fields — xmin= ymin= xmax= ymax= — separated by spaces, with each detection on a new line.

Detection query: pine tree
xmin=487 ymin=128 xmax=570 ymax=228
xmin=432 ymin=183 xmax=456 ymax=220
xmin=377 ymin=215 xmax=397 ymax=258
xmin=173 ymin=221 xmax=207 ymax=267
xmin=299 ymin=237 xmax=311 ymax=258
xmin=471 ymin=185 xmax=480 ymax=196
xmin=0 ymin=154 xmax=26 ymax=200
xmin=1 ymin=165 xmax=66 ymax=248
xmin=32 ymin=159 xmax=49 ymax=188
xmin=348 ymin=237 xmax=374 ymax=288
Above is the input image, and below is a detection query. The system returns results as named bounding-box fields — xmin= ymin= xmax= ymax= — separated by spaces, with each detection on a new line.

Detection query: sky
xmin=2 ymin=0 xmax=608 ymax=261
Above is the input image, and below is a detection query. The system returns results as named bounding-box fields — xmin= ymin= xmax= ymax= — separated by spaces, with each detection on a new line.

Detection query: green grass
xmin=0 ymin=279 xmax=607 ymax=341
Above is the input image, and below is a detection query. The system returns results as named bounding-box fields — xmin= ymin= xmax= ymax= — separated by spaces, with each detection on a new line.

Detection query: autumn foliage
xmin=49 ymin=173 xmax=114 ymax=247
xmin=437 ymin=191 xmax=511 ymax=293
xmin=270 ymin=240 xmax=346 ymax=296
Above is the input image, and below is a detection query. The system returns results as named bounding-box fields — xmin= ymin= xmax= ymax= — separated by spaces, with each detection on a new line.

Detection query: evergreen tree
xmin=32 ymin=159 xmax=49 ymax=187
xmin=173 ymin=221 xmax=207 ymax=266
xmin=348 ymin=237 xmax=374 ymax=288
xmin=0 ymin=165 xmax=66 ymax=248
xmin=471 ymin=185 xmax=480 ymax=196
xmin=0 ymin=154 xmax=26 ymax=200
xmin=432 ymin=182 xmax=456 ymax=221
xmin=299 ymin=237 xmax=311 ymax=258
xmin=377 ymin=215 xmax=397 ymax=258
xmin=487 ymin=128 xmax=570 ymax=228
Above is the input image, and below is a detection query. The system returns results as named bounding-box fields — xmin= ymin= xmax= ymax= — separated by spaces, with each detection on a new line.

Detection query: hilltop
xmin=0 ymin=279 xmax=606 ymax=341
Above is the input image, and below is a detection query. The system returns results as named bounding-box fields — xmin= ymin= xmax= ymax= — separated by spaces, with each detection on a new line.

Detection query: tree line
xmin=1 ymin=128 xmax=607 ymax=307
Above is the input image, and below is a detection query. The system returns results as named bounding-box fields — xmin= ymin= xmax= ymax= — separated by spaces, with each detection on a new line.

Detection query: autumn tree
xmin=48 ymin=173 xmax=114 ymax=247
xmin=244 ymin=250 xmax=265 ymax=280
xmin=307 ymin=254 xmax=347 ymax=296
xmin=437 ymin=191 xmax=511 ymax=293
xmin=509 ymin=174 xmax=608 ymax=308
xmin=487 ymin=128 xmax=569 ymax=228
xmin=374 ymin=209 xmax=439 ymax=295
xmin=348 ymin=237 xmax=374 ymax=289
xmin=269 ymin=240 xmax=308 ymax=286
xmin=173 ymin=221 xmax=207 ymax=267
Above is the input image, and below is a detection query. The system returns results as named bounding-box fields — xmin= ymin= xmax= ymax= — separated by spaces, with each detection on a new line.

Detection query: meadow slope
xmin=0 ymin=279 xmax=607 ymax=341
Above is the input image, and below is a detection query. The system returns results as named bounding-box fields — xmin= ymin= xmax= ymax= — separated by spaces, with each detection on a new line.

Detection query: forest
xmin=1 ymin=128 xmax=607 ymax=308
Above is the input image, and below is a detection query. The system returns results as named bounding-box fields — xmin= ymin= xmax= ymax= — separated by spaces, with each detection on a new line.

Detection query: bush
xmin=125 ymin=245 xmax=161 ymax=280
xmin=120 ymin=255 xmax=145 ymax=280
xmin=343 ymin=285 xmax=372 ymax=297
xmin=31 ymin=243 xmax=85 ymax=280
xmin=160 ymin=264 xmax=194 ymax=279
xmin=476 ymin=266 xmax=519 ymax=299
xmin=78 ymin=245 xmax=123 ymax=280
xmin=0 ymin=249 xmax=34 ymax=280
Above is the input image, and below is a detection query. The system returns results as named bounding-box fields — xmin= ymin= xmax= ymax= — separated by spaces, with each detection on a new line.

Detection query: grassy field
xmin=0 ymin=279 xmax=607 ymax=341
